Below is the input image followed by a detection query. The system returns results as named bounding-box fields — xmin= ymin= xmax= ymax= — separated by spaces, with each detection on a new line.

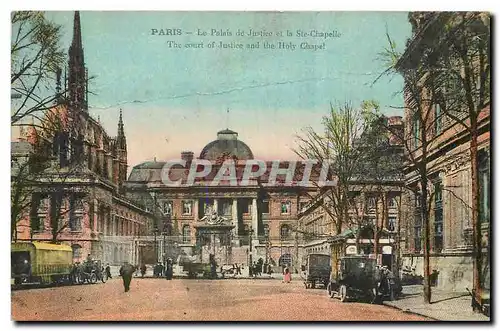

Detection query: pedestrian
xmin=283 ymin=265 xmax=291 ymax=283
xmin=105 ymin=263 xmax=112 ymax=279
xmin=165 ymin=258 xmax=173 ymax=280
xmin=140 ymin=264 xmax=147 ymax=278
xmin=209 ymin=254 xmax=217 ymax=279
xmin=119 ymin=263 xmax=136 ymax=292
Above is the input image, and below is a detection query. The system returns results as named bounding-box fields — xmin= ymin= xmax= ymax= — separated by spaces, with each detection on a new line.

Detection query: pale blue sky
xmin=45 ymin=11 xmax=411 ymax=168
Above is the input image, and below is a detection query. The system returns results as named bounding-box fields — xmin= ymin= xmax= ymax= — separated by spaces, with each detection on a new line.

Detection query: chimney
xmin=181 ymin=151 xmax=194 ymax=162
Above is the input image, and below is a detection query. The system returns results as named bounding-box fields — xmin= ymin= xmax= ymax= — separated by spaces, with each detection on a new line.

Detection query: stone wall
xmin=401 ymin=253 xmax=473 ymax=292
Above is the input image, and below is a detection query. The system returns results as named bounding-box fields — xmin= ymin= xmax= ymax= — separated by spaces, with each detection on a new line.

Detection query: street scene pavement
xmin=383 ymin=285 xmax=490 ymax=322
xmin=11 ymin=278 xmax=430 ymax=321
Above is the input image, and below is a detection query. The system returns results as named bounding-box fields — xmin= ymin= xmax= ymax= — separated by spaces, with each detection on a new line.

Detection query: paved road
xmin=11 ymin=278 xmax=430 ymax=321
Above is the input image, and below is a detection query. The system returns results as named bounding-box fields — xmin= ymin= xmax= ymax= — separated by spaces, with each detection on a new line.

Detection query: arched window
xmin=264 ymin=224 xmax=270 ymax=239
xmin=279 ymin=253 xmax=293 ymax=267
xmin=280 ymin=224 xmax=291 ymax=241
xmin=182 ymin=225 xmax=191 ymax=243
xmin=71 ymin=244 xmax=82 ymax=261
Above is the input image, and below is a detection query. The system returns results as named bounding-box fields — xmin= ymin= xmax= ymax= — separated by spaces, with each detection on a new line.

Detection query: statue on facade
xmin=200 ymin=205 xmax=227 ymax=225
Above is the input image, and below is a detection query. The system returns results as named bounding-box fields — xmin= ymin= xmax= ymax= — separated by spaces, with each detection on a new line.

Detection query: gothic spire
xmin=117 ymin=109 xmax=127 ymax=150
xmin=68 ymin=11 xmax=87 ymax=111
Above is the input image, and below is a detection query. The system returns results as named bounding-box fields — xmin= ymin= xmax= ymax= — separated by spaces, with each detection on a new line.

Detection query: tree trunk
xmin=470 ymin=118 xmax=482 ymax=311
xmin=373 ymin=197 xmax=379 ymax=260
xmin=421 ymin=169 xmax=431 ymax=303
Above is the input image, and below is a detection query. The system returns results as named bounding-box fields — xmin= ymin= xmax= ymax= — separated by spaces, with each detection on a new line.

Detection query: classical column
xmin=252 ymin=198 xmax=259 ymax=245
xmin=232 ymin=199 xmax=239 ymax=246
xmin=213 ymin=199 xmax=219 ymax=215
xmin=92 ymin=199 xmax=98 ymax=232
xmin=194 ymin=199 xmax=199 ymax=221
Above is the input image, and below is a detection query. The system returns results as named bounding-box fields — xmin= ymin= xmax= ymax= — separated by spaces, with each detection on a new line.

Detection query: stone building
xmin=396 ymin=12 xmax=490 ymax=292
xmin=297 ymin=116 xmax=405 ymax=269
xmin=124 ymin=129 xmax=317 ymax=269
xmin=12 ymin=12 xmax=153 ymax=264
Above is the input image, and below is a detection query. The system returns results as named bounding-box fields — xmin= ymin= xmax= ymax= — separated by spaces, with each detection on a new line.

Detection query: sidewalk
xmin=383 ymin=285 xmax=490 ymax=321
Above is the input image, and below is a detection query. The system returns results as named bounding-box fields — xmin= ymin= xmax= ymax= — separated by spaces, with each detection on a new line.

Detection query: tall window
xmin=71 ymin=244 xmax=82 ymax=260
xmin=388 ymin=196 xmax=397 ymax=208
xmin=434 ymin=104 xmax=442 ymax=134
xmin=182 ymin=225 xmax=191 ymax=243
xmin=69 ymin=195 xmax=83 ymax=231
xmin=433 ymin=181 xmax=443 ymax=252
xmin=414 ymin=194 xmax=422 ymax=253
xmin=367 ymin=196 xmax=376 ymax=209
xmin=388 ymin=216 xmax=396 ymax=232
xmin=30 ymin=193 xmax=44 ymax=232
xmin=280 ymin=224 xmax=292 ymax=240
xmin=479 ymin=150 xmax=490 ymax=224
xmin=219 ymin=200 xmax=231 ymax=216
xmin=413 ymin=116 xmax=420 ymax=148
xmin=261 ymin=200 xmax=270 ymax=214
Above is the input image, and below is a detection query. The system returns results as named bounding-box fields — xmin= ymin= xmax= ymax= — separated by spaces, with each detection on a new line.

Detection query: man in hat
xmin=119 ymin=263 xmax=136 ymax=292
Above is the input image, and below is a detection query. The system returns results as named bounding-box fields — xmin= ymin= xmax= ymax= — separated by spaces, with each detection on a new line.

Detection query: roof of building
xmin=199 ymin=129 xmax=254 ymax=161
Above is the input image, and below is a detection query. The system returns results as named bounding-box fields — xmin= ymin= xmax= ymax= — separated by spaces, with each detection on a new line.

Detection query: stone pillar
xmin=213 ymin=199 xmax=219 ymax=215
xmin=112 ymin=214 xmax=116 ymax=236
xmin=93 ymin=199 xmax=98 ymax=232
xmin=252 ymin=198 xmax=259 ymax=245
xmin=194 ymin=199 xmax=199 ymax=221
xmin=232 ymin=199 xmax=239 ymax=246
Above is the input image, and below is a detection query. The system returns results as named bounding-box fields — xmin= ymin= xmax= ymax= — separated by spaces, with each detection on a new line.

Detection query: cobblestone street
xmin=12 ymin=278 xmax=430 ymax=321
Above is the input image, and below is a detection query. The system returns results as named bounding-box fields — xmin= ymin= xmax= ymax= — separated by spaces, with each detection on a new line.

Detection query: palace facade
xmin=124 ymin=128 xmax=317 ymax=269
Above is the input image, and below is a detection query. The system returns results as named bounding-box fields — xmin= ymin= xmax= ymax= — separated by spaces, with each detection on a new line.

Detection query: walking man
xmin=105 ymin=263 xmax=112 ymax=279
xmin=119 ymin=263 xmax=136 ymax=292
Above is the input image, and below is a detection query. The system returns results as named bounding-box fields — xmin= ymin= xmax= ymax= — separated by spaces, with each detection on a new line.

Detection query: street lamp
xmin=249 ymin=226 xmax=254 ymax=277
xmin=153 ymin=225 xmax=159 ymax=262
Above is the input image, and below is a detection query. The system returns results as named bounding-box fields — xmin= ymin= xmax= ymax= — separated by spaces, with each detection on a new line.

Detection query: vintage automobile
xmin=327 ymin=255 xmax=378 ymax=303
xmin=72 ymin=259 xmax=107 ymax=284
xmin=11 ymin=242 xmax=73 ymax=285
xmin=303 ymin=253 xmax=331 ymax=289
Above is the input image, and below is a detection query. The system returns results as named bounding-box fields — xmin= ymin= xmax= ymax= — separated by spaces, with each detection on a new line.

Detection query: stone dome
xmin=199 ymin=129 xmax=254 ymax=161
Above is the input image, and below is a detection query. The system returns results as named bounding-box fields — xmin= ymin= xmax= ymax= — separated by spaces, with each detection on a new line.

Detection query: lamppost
xmin=153 ymin=225 xmax=159 ymax=263
xmin=249 ymin=226 xmax=254 ymax=277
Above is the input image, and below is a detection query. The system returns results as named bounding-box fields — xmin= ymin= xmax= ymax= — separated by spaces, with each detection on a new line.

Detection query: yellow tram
xmin=11 ymin=242 xmax=73 ymax=285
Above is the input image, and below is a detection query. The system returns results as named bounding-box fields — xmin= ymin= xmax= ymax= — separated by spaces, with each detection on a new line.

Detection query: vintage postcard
xmin=10 ymin=11 xmax=490 ymax=322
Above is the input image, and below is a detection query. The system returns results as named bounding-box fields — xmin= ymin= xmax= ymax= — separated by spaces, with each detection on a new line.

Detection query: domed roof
xmin=199 ymin=129 xmax=253 ymax=161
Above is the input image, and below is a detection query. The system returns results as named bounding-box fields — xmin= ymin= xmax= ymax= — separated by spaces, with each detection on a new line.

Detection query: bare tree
xmin=11 ymin=11 xmax=65 ymax=126
xmin=431 ymin=12 xmax=490 ymax=309
xmin=375 ymin=30 xmax=446 ymax=303
xmin=294 ymin=101 xmax=368 ymax=237
xmin=377 ymin=12 xmax=490 ymax=306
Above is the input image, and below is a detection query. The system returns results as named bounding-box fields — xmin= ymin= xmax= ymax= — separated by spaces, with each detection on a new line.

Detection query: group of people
xmin=152 ymin=259 xmax=175 ymax=279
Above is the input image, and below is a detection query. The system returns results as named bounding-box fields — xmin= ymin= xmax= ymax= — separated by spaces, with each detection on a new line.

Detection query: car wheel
xmin=101 ymin=273 xmax=107 ymax=283
xmin=327 ymin=283 xmax=335 ymax=298
xmin=90 ymin=273 xmax=98 ymax=284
